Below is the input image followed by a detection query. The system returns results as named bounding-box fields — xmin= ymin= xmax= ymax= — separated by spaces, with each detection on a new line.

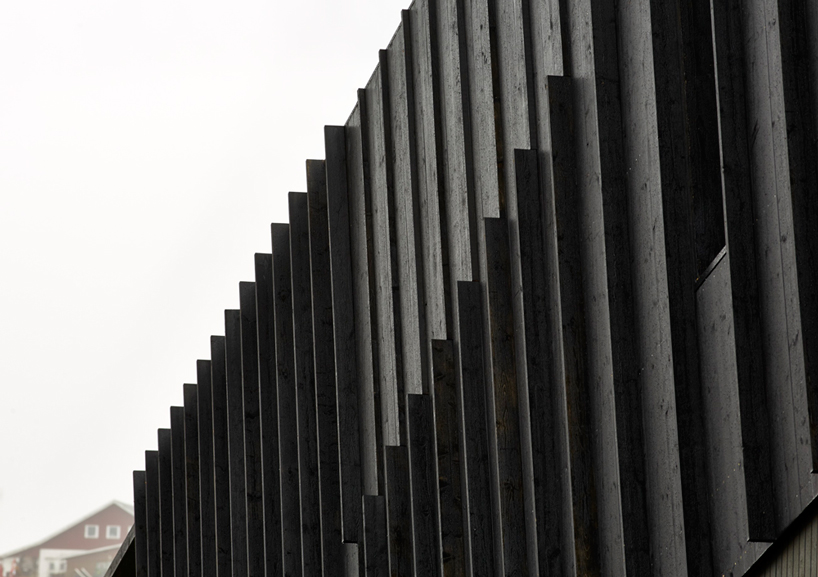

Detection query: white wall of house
xmin=38 ymin=549 xmax=83 ymax=577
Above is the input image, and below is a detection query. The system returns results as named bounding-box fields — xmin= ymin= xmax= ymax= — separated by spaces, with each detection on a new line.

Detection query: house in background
xmin=0 ymin=502 xmax=133 ymax=577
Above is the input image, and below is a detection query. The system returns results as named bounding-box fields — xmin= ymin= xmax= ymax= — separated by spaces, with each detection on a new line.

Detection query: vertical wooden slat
xmin=709 ymin=0 xmax=777 ymax=541
xmin=697 ymin=255 xmax=752 ymax=574
xmin=456 ymin=281 xmax=496 ymax=577
xmin=170 ymin=406 xmax=188 ymax=577
xmin=385 ymin=445 xmax=413 ymax=576
xmin=775 ymin=0 xmax=818 ymax=472
xmin=271 ymin=223 xmax=303 ymax=576
xmin=134 ymin=470 xmax=148 ymax=577
xmin=409 ymin=0 xmax=450 ymax=344
xmin=431 ymin=339 xmax=465 ymax=576
xmin=196 ymin=360 xmax=216 ymax=577
xmin=255 ymin=252 xmax=283 ymax=577
xmin=433 ymin=0 xmax=478 ymax=288
xmin=389 ymin=12 xmax=431 ymax=400
xmin=145 ymin=451 xmax=161 ymax=577
xmin=461 ymin=0 xmax=500 ymax=225
xmin=363 ymin=496 xmax=388 ymax=577
xmin=238 ymin=282 xmax=264 ymax=577
xmin=560 ymin=1 xmax=648 ymax=573
xmin=183 ymin=385 xmax=202 ymax=577
xmin=325 ymin=124 xmax=363 ymax=543
xmin=483 ymin=217 xmax=529 ymax=575
xmin=541 ymin=73 xmax=601 ymax=575
xmin=513 ymin=148 xmax=564 ymax=576
xmin=344 ymin=543 xmax=360 ymax=577
xmin=740 ymin=0 xmax=812 ymax=529
xmin=289 ymin=192 xmax=323 ymax=575
xmin=366 ymin=55 xmax=403 ymax=451
xmin=157 ymin=429 xmax=174 ymax=577
xmin=627 ymin=0 xmax=722 ymax=572
xmin=407 ymin=393 xmax=442 ymax=576
xmin=209 ymin=336 xmax=232 ymax=577
xmin=306 ymin=158 xmax=344 ymax=571
xmin=347 ymin=97 xmax=382 ymax=498
xmin=224 ymin=310 xmax=248 ymax=575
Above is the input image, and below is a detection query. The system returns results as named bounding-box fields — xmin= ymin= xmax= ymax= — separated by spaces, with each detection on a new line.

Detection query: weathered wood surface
xmin=123 ymin=1 xmax=818 ymax=575
xmin=407 ymin=393 xmax=442 ymax=576
xmin=306 ymin=158 xmax=345 ymax=572
xmin=254 ymin=253 xmax=283 ymax=577
xmin=431 ymin=339 xmax=465 ymax=576
xmin=385 ymin=445 xmax=413 ymax=577
xmin=289 ymin=191 xmax=322 ymax=575
xmin=363 ymin=496 xmax=388 ymax=577
xmin=208 ymin=336 xmax=232 ymax=577
xmin=195 ymin=361 xmax=216 ymax=577
xmin=182 ymin=384 xmax=201 ymax=577
xmin=325 ymin=125 xmax=364 ymax=543
xmin=483 ymin=217 xmax=529 ymax=576
xmin=156 ymin=430 xmax=174 ymax=577
xmin=133 ymin=470 xmax=147 ymax=577
xmin=238 ymin=282 xmax=264 ymax=577
xmin=223 ymin=310 xmax=247 ymax=576
xmin=169 ymin=407 xmax=187 ymax=577
xmin=271 ymin=223 xmax=303 ymax=577
xmin=710 ymin=0 xmax=777 ymax=543
xmin=456 ymin=281 xmax=497 ymax=577
xmin=144 ymin=451 xmax=161 ymax=577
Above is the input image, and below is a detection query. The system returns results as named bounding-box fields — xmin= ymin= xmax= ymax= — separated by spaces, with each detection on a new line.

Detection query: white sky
xmin=0 ymin=0 xmax=410 ymax=554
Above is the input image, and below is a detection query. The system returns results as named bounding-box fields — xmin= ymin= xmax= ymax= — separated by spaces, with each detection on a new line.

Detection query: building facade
xmin=108 ymin=0 xmax=818 ymax=575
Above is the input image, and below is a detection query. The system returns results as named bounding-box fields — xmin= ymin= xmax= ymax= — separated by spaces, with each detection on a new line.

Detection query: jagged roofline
xmin=118 ymin=0 xmax=818 ymax=574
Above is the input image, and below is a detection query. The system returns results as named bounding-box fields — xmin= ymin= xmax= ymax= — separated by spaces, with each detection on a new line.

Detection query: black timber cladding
xmin=114 ymin=0 xmax=818 ymax=576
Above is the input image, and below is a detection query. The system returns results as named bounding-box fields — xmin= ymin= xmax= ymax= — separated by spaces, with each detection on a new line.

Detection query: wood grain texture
xmin=483 ymin=218 xmax=529 ymax=576
xmin=224 ymin=310 xmax=248 ymax=576
xmin=709 ymin=0 xmax=777 ymax=542
xmin=776 ymin=0 xmax=818 ymax=472
xmin=254 ymin=253 xmax=283 ymax=577
xmin=409 ymin=0 xmax=449 ymax=343
xmin=133 ymin=470 xmax=148 ymax=577
xmin=325 ymin=125 xmax=364 ymax=542
xmin=408 ymin=393 xmax=442 ymax=576
xmin=145 ymin=451 xmax=161 ymax=577
xmin=542 ymin=75 xmax=601 ymax=576
xmin=431 ymin=339 xmax=465 ymax=576
xmin=157 ymin=430 xmax=174 ymax=577
xmin=385 ymin=445 xmax=413 ymax=577
xmin=349 ymin=92 xmax=382 ymax=497
xmin=513 ymin=148 xmax=563 ymax=576
xmin=364 ymin=60 xmax=402 ymax=451
xmin=182 ymin=385 xmax=202 ymax=577
xmin=271 ymin=224 xmax=303 ymax=577
xmin=387 ymin=14 xmax=429 ymax=400
xmin=363 ymin=496 xmax=389 ymax=577
xmin=306 ymin=158 xmax=344 ymax=571
xmin=634 ymin=0 xmax=720 ymax=573
xmin=170 ymin=406 xmax=188 ymax=577
xmin=195 ymin=361 xmax=216 ymax=577
xmin=456 ymin=282 xmax=497 ymax=577
xmin=289 ymin=192 xmax=322 ymax=576
xmin=238 ymin=283 xmax=265 ymax=577
xmin=209 ymin=336 xmax=232 ymax=577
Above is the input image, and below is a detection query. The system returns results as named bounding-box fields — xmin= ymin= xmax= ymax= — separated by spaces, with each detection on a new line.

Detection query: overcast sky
xmin=0 ymin=0 xmax=409 ymax=554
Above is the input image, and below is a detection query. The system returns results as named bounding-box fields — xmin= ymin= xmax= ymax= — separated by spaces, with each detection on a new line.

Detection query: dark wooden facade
xmin=112 ymin=0 xmax=818 ymax=575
